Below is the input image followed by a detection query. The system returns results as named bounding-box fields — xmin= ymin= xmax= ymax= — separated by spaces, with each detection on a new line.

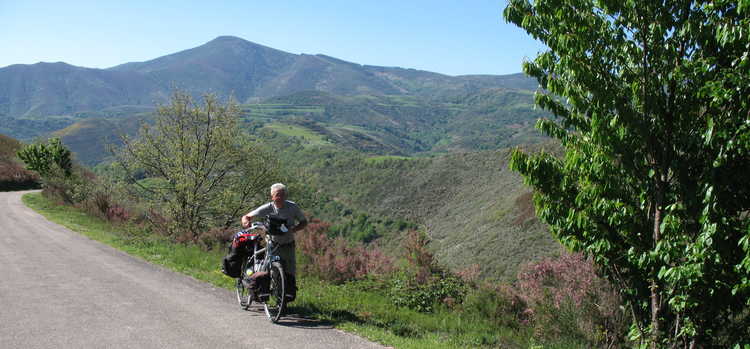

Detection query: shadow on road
xmin=242 ymin=305 xmax=337 ymax=329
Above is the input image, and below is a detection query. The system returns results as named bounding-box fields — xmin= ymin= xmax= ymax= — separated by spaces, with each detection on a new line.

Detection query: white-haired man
xmin=242 ymin=183 xmax=307 ymax=301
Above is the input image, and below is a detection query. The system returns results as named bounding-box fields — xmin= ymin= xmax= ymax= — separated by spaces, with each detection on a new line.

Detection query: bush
xmin=0 ymin=158 xmax=39 ymax=190
xmin=461 ymin=283 xmax=528 ymax=329
xmin=389 ymin=272 xmax=467 ymax=312
xmin=42 ymin=167 xmax=94 ymax=205
xmin=401 ymin=230 xmax=439 ymax=284
xmin=296 ymin=219 xmax=395 ymax=283
xmin=516 ymin=252 xmax=627 ymax=347
xmin=17 ymin=137 xmax=72 ymax=178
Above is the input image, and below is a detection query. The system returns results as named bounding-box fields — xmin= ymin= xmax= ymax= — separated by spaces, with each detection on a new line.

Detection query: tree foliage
xmin=504 ymin=0 xmax=749 ymax=347
xmin=17 ymin=137 xmax=73 ymax=178
xmin=115 ymin=91 xmax=280 ymax=240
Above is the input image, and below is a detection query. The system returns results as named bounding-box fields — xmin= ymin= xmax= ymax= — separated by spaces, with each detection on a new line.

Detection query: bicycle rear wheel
xmin=263 ymin=261 xmax=285 ymax=323
xmin=236 ymin=256 xmax=255 ymax=309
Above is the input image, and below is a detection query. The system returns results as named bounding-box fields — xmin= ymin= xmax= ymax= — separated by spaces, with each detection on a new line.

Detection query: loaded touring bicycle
xmin=222 ymin=215 xmax=289 ymax=323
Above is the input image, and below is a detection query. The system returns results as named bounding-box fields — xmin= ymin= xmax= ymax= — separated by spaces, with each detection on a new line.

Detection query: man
xmin=242 ymin=183 xmax=307 ymax=301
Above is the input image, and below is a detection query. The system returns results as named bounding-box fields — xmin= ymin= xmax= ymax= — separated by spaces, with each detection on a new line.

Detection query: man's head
xmin=270 ymin=183 xmax=287 ymax=205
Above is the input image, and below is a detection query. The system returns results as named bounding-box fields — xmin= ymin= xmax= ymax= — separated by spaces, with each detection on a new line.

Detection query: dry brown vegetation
xmin=0 ymin=134 xmax=40 ymax=191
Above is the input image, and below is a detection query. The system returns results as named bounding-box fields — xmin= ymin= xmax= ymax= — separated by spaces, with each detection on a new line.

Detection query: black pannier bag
xmin=221 ymin=231 xmax=260 ymax=278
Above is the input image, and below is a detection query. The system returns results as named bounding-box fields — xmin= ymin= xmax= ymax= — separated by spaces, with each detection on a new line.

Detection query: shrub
xmin=0 ymin=158 xmax=39 ymax=190
xmin=390 ymin=272 xmax=467 ymax=312
xmin=516 ymin=252 xmax=627 ymax=347
xmin=296 ymin=219 xmax=394 ymax=284
xmin=401 ymin=230 xmax=439 ymax=284
xmin=42 ymin=167 xmax=94 ymax=204
xmin=197 ymin=226 xmax=234 ymax=250
xmin=461 ymin=283 xmax=528 ymax=329
xmin=17 ymin=137 xmax=72 ymax=178
xmin=455 ymin=263 xmax=481 ymax=285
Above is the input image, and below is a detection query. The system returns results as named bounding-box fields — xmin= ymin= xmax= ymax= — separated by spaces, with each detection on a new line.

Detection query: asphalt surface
xmin=0 ymin=191 xmax=385 ymax=349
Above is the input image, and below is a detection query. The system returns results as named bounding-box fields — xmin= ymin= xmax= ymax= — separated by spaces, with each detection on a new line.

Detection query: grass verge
xmin=22 ymin=192 xmax=550 ymax=349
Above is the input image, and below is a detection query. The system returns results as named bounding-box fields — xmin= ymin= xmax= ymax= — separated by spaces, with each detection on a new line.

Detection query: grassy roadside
xmin=22 ymin=192 xmax=544 ymax=349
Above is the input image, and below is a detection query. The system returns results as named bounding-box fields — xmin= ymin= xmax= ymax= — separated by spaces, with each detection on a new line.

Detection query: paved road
xmin=0 ymin=191 xmax=384 ymax=349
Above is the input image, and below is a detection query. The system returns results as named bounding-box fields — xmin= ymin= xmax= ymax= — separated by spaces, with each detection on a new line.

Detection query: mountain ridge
xmin=0 ymin=35 xmax=537 ymax=130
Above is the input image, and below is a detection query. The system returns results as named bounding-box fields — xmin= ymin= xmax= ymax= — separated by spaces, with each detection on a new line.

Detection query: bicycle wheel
xmin=236 ymin=256 xmax=254 ymax=309
xmin=263 ymin=261 xmax=286 ymax=323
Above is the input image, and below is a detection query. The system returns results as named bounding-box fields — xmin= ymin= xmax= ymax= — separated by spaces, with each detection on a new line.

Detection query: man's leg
xmin=277 ymin=243 xmax=297 ymax=301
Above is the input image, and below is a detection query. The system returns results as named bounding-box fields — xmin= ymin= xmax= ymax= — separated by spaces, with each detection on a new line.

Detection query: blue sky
xmin=0 ymin=0 xmax=546 ymax=76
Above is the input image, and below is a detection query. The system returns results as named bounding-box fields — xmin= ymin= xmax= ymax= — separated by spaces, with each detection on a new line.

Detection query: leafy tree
xmin=504 ymin=0 xmax=749 ymax=347
xmin=17 ymin=137 xmax=72 ymax=178
xmin=115 ymin=91 xmax=280 ymax=240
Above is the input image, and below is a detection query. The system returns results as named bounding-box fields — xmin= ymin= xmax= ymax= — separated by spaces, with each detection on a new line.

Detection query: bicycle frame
xmin=247 ymin=231 xmax=282 ymax=274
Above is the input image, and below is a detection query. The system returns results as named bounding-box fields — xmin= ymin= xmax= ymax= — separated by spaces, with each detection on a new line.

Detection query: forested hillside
xmin=254 ymin=129 xmax=559 ymax=280
xmin=58 ymin=86 xmax=548 ymax=166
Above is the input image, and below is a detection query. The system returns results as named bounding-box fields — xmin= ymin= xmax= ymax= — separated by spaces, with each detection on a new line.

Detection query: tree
xmin=504 ymin=0 xmax=749 ymax=347
xmin=116 ymin=91 xmax=280 ymax=240
xmin=17 ymin=137 xmax=72 ymax=178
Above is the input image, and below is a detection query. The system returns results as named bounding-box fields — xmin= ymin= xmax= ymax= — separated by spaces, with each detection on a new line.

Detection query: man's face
xmin=271 ymin=189 xmax=286 ymax=204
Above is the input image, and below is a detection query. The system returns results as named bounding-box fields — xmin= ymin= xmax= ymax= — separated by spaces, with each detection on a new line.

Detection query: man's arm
xmin=292 ymin=219 xmax=307 ymax=232
xmin=242 ymin=203 xmax=271 ymax=228
xmin=292 ymin=205 xmax=308 ymax=232
xmin=241 ymin=213 xmax=254 ymax=228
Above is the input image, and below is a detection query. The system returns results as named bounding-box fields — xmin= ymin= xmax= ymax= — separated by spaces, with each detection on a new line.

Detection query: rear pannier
xmin=221 ymin=231 xmax=260 ymax=278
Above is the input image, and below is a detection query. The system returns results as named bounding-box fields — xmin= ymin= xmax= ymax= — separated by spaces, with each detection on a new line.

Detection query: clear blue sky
xmin=0 ymin=0 xmax=546 ymax=76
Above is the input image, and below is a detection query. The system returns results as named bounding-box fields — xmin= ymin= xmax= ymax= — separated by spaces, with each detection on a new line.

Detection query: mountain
xmin=0 ymin=62 xmax=161 ymax=118
xmin=109 ymin=36 xmax=537 ymax=100
xmin=0 ymin=36 xmax=538 ymax=140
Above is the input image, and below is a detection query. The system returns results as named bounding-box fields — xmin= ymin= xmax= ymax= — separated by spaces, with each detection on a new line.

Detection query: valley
xmin=0 ymin=36 xmax=557 ymax=280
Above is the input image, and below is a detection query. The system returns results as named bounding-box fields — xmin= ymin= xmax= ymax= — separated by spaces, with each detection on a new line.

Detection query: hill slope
xmin=0 ymin=36 xmax=538 ymax=141
xmin=263 ymin=132 xmax=560 ymax=280
xmin=57 ymin=86 xmax=548 ymax=165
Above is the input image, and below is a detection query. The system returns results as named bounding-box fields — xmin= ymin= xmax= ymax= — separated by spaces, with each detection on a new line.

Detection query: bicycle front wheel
xmin=263 ymin=261 xmax=285 ymax=323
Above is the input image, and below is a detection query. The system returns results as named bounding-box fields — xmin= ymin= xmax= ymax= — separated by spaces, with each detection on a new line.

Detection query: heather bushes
xmin=298 ymin=221 xmax=624 ymax=347
xmin=0 ymin=158 xmax=39 ymax=190
xmin=0 ymin=134 xmax=40 ymax=191
xmin=516 ymin=252 xmax=627 ymax=347
xmin=461 ymin=284 xmax=529 ymax=329
xmin=296 ymin=219 xmax=395 ymax=283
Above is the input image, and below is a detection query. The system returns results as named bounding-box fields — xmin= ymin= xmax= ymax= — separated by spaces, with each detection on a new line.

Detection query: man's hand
xmin=292 ymin=220 xmax=308 ymax=233
xmin=241 ymin=214 xmax=252 ymax=228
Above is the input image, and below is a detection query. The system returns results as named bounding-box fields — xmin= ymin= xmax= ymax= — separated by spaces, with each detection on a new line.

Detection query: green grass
xmin=21 ymin=192 xmax=565 ymax=348
xmin=264 ymin=123 xmax=331 ymax=146
xmin=22 ymin=192 xmax=234 ymax=289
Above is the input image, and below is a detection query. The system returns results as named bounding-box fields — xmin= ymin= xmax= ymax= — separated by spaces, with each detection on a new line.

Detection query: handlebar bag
xmin=267 ymin=215 xmax=287 ymax=236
